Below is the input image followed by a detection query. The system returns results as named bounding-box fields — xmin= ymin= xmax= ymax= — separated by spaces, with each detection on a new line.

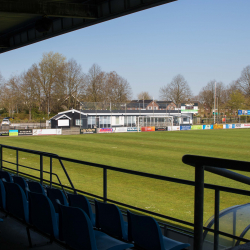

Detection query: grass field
xmin=1 ymin=129 xmax=250 ymax=228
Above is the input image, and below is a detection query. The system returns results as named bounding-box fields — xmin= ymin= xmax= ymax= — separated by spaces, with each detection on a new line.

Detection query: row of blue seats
xmin=0 ymin=170 xmax=190 ymax=250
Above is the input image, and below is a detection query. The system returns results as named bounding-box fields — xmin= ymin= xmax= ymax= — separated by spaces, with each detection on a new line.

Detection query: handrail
xmin=182 ymin=154 xmax=250 ymax=250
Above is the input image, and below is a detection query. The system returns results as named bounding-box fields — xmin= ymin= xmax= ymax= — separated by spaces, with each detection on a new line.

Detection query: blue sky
xmin=0 ymin=0 xmax=250 ymax=99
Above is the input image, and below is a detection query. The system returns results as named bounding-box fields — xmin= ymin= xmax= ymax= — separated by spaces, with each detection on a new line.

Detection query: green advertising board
xmin=191 ymin=125 xmax=203 ymax=130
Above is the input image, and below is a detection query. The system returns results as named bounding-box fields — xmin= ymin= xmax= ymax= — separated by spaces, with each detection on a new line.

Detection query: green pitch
xmin=1 ymin=129 xmax=250 ymax=227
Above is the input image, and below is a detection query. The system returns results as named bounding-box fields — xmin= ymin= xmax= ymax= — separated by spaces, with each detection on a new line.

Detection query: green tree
xmin=226 ymin=90 xmax=246 ymax=112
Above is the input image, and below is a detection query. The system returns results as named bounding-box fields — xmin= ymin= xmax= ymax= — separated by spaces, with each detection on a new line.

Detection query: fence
xmin=0 ymin=144 xmax=250 ymax=249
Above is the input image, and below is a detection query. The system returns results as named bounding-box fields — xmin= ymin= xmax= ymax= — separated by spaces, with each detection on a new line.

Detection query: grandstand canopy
xmin=0 ymin=0 xmax=176 ymax=54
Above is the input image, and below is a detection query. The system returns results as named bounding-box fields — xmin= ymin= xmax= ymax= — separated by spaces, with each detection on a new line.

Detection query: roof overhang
xmin=0 ymin=0 xmax=177 ymax=53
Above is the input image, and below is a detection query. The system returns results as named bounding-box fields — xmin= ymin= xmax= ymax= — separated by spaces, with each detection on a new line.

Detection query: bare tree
xmin=20 ymin=66 xmax=40 ymax=120
xmin=85 ymin=64 xmax=105 ymax=102
xmin=137 ymin=91 xmax=152 ymax=100
xmin=34 ymin=52 xmax=66 ymax=114
xmin=199 ymin=80 xmax=225 ymax=116
xmin=159 ymin=74 xmax=192 ymax=105
xmin=104 ymin=71 xmax=132 ymax=103
xmin=237 ymin=65 xmax=250 ymax=96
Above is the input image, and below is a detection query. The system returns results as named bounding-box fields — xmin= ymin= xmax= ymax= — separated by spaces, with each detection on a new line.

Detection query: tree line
xmin=0 ymin=52 xmax=132 ymax=120
xmin=1 ymin=51 xmax=249 ymax=120
xmin=158 ymin=66 xmax=250 ymax=116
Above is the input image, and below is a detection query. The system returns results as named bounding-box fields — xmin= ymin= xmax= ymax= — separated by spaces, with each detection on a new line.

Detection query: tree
xmin=34 ymin=52 xmax=66 ymax=114
xmin=20 ymin=66 xmax=40 ymax=120
xmin=237 ymin=65 xmax=250 ymax=96
xmin=104 ymin=71 xmax=132 ymax=103
xmin=199 ymin=80 xmax=225 ymax=116
xmin=226 ymin=90 xmax=246 ymax=111
xmin=137 ymin=91 xmax=152 ymax=100
xmin=159 ymin=74 xmax=192 ymax=105
xmin=85 ymin=64 xmax=105 ymax=102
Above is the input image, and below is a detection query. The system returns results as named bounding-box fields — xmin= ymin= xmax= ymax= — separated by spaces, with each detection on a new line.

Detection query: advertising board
xmin=242 ymin=123 xmax=250 ymax=128
xmin=18 ymin=129 xmax=33 ymax=136
xmin=238 ymin=110 xmax=250 ymax=115
xmin=99 ymin=128 xmax=113 ymax=133
xmin=180 ymin=125 xmax=191 ymax=131
xmin=33 ymin=129 xmax=62 ymax=135
xmin=191 ymin=125 xmax=203 ymax=130
xmin=0 ymin=131 xmax=9 ymax=136
xmin=226 ymin=124 xmax=232 ymax=129
xmin=80 ymin=128 xmax=96 ymax=134
xmin=235 ymin=124 xmax=242 ymax=129
xmin=155 ymin=127 xmax=168 ymax=131
xmin=203 ymin=125 xmax=213 ymax=130
xmin=115 ymin=127 xmax=128 ymax=133
xmin=213 ymin=124 xmax=223 ymax=129
xmin=127 ymin=127 xmax=139 ymax=132
xmin=9 ymin=130 xmax=18 ymax=136
xmin=172 ymin=126 xmax=180 ymax=131
xmin=141 ymin=126 xmax=155 ymax=132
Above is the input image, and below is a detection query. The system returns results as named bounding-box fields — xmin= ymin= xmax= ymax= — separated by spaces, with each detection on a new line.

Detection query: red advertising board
xmin=141 ymin=126 xmax=155 ymax=132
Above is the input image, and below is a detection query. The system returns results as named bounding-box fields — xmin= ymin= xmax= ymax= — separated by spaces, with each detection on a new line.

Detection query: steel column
xmin=50 ymin=157 xmax=52 ymax=188
xmin=16 ymin=150 xmax=19 ymax=176
xmin=103 ymin=168 xmax=107 ymax=203
xmin=194 ymin=163 xmax=204 ymax=250
xmin=214 ymin=189 xmax=220 ymax=250
xmin=40 ymin=155 xmax=43 ymax=185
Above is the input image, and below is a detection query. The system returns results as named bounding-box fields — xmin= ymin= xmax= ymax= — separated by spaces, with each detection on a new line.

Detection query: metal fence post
xmin=103 ymin=168 xmax=107 ymax=203
xmin=0 ymin=145 xmax=2 ymax=170
xmin=16 ymin=150 xmax=19 ymax=176
xmin=194 ymin=163 xmax=204 ymax=250
xmin=214 ymin=188 xmax=220 ymax=250
xmin=50 ymin=157 xmax=52 ymax=188
xmin=40 ymin=155 xmax=43 ymax=185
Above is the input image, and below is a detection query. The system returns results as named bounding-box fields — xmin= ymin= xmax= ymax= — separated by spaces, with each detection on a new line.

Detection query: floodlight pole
xmin=214 ymin=81 xmax=216 ymax=124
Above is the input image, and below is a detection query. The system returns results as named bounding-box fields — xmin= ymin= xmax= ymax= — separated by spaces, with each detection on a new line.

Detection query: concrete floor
xmin=0 ymin=211 xmax=65 ymax=250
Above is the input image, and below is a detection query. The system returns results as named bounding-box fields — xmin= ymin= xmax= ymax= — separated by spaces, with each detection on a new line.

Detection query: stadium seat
xmin=28 ymin=181 xmax=46 ymax=195
xmin=95 ymin=199 xmax=128 ymax=241
xmin=28 ymin=192 xmax=59 ymax=245
xmin=58 ymin=203 xmax=134 ymax=250
xmin=3 ymin=181 xmax=29 ymax=223
xmin=0 ymin=178 xmax=6 ymax=210
xmin=0 ymin=170 xmax=13 ymax=183
xmin=127 ymin=210 xmax=190 ymax=250
xmin=46 ymin=187 xmax=68 ymax=213
xmin=13 ymin=176 xmax=29 ymax=199
xmin=68 ymin=193 xmax=96 ymax=227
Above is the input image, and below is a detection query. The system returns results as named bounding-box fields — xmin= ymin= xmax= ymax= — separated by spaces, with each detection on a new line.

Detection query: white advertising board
xmin=115 ymin=127 xmax=128 ymax=133
xmin=168 ymin=126 xmax=180 ymax=131
xmin=242 ymin=123 xmax=250 ymax=128
xmin=58 ymin=119 xmax=69 ymax=127
xmin=33 ymin=129 xmax=62 ymax=135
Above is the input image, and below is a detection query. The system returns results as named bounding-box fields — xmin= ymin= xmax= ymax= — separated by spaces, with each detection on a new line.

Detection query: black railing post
xmin=0 ymin=145 xmax=2 ymax=170
xmin=40 ymin=155 xmax=43 ymax=185
xmin=16 ymin=150 xmax=19 ymax=176
xmin=214 ymin=188 xmax=220 ymax=250
xmin=50 ymin=157 xmax=52 ymax=188
xmin=194 ymin=163 xmax=204 ymax=250
xmin=103 ymin=168 xmax=107 ymax=203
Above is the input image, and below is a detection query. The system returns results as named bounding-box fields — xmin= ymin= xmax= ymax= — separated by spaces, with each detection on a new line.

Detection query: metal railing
xmin=1 ymin=144 xmax=250 ymax=249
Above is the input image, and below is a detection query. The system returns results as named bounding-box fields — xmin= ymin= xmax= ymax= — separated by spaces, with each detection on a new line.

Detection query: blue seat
xmin=3 ymin=181 xmax=29 ymax=223
xmin=127 ymin=211 xmax=190 ymax=250
xmin=0 ymin=179 xmax=6 ymax=210
xmin=68 ymin=193 xmax=96 ymax=227
xmin=58 ymin=203 xmax=134 ymax=250
xmin=28 ymin=192 xmax=59 ymax=241
xmin=46 ymin=187 xmax=68 ymax=213
xmin=28 ymin=181 xmax=46 ymax=195
xmin=0 ymin=170 xmax=13 ymax=183
xmin=13 ymin=176 xmax=29 ymax=199
xmin=95 ymin=199 xmax=128 ymax=241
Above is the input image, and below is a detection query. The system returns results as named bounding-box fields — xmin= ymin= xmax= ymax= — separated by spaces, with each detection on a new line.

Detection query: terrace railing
xmin=1 ymin=143 xmax=250 ymax=250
